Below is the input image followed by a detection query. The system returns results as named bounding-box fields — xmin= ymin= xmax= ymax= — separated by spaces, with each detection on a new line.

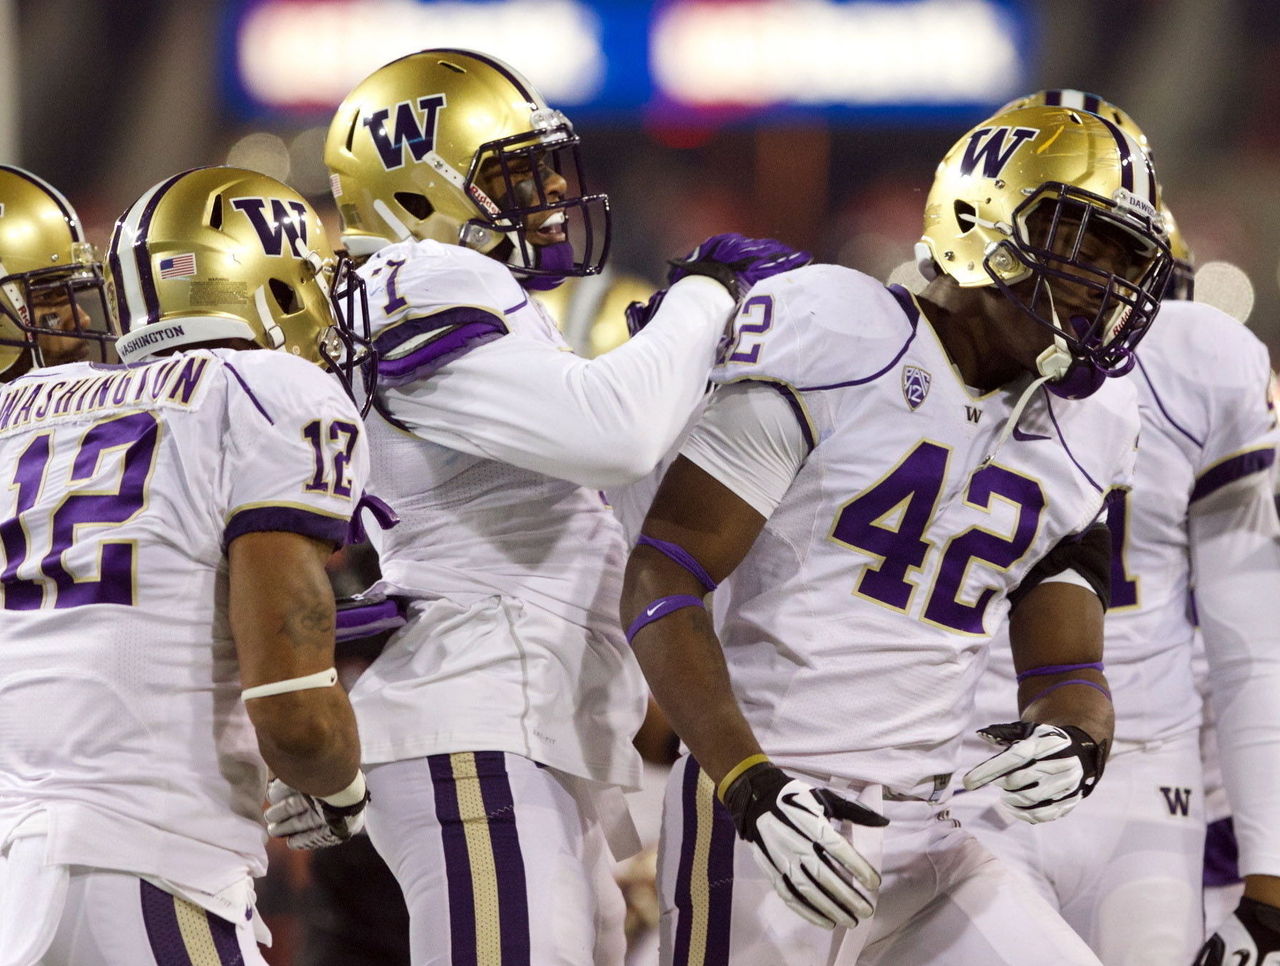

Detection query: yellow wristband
xmin=716 ymin=753 xmax=771 ymax=802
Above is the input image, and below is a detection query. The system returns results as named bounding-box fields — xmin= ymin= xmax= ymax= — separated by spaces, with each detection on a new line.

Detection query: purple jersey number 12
xmin=0 ymin=410 xmax=159 ymax=610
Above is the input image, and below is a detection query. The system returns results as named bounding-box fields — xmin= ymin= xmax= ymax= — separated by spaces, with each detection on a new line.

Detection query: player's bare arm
xmin=1009 ymin=580 xmax=1114 ymax=745
xmin=229 ymin=529 xmax=360 ymax=798
xmin=621 ymin=455 xmax=767 ymax=784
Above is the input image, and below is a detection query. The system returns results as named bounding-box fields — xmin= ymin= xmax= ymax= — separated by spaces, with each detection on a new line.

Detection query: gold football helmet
xmin=919 ymin=104 xmax=1172 ymax=391
xmin=324 ymin=48 xmax=610 ymax=287
xmin=997 ymin=89 xmax=1195 ymax=300
xmin=0 ymin=165 xmax=114 ymax=380
xmin=107 ymin=166 xmax=372 ymax=403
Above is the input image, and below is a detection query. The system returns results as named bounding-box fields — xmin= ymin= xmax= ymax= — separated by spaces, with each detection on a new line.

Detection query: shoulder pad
xmin=712 ymin=266 xmax=918 ymax=392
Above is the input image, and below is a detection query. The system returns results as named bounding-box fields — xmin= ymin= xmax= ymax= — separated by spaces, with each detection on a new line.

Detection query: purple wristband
xmin=1022 ymin=678 xmax=1112 ymax=706
xmin=636 ymin=534 xmax=718 ymax=592
xmin=1015 ymin=661 xmax=1105 ymax=683
xmin=626 ymin=594 xmax=706 ymax=645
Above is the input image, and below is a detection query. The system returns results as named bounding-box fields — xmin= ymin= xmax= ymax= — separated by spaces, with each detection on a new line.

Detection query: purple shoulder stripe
xmin=375 ymin=308 xmax=507 ymax=387
xmin=224 ymin=505 xmax=349 ymax=550
xmin=765 ymin=382 xmax=816 ymax=451
xmin=1191 ymin=447 xmax=1276 ymax=503
xmin=224 ymin=361 xmax=274 ymax=424
xmin=793 ymin=284 xmax=920 ymax=392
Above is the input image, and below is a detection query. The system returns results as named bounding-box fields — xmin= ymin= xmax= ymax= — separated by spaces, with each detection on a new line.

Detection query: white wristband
xmin=321 ymin=770 xmax=367 ymax=808
xmin=241 ymin=667 xmax=338 ymax=701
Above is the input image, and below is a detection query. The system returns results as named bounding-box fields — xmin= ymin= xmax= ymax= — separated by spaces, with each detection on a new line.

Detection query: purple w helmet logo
xmin=363 ymin=94 xmax=448 ymax=171
xmin=902 ymin=365 xmax=932 ymax=410
xmin=958 ymin=126 xmax=1038 ymax=179
xmin=230 ymin=198 xmax=310 ymax=258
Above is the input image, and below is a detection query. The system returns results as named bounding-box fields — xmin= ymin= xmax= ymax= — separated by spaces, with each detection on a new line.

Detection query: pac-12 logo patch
xmin=902 ymin=365 xmax=931 ymax=410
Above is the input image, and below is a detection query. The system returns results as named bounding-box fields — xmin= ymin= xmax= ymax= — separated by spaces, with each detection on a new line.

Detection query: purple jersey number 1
xmin=0 ymin=411 xmax=159 ymax=610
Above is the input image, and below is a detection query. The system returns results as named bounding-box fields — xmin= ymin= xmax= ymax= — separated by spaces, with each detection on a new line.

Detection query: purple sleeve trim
xmin=374 ymin=309 xmax=508 ymax=387
xmin=347 ymin=491 xmax=399 ymax=545
xmin=1022 ymin=678 xmax=1112 ymax=706
xmin=1191 ymin=448 xmax=1276 ymax=503
xmin=765 ymin=383 xmax=815 ymax=451
xmin=636 ymin=534 xmax=718 ymax=591
xmin=626 ymin=594 xmax=706 ymax=644
xmin=224 ymin=506 xmax=348 ymax=550
xmin=1203 ymin=816 xmax=1241 ymax=887
xmin=1015 ymin=661 xmax=1105 ymax=682
xmin=335 ymin=597 xmax=405 ymax=643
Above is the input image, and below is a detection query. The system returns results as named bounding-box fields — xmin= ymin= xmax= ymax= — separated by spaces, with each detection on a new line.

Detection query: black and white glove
xmin=962 ymin=721 xmax=1106 ymax=824
xmin=721 ymin=760 xmax=887 ymax=929
xmin=1194 ymin=899 xmax=1280 ymax=965
xmin=265 ymin=773 xmax=370 ymax=850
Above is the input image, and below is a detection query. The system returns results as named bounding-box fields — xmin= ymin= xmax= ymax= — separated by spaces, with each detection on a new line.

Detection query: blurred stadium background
xmin=4 ymin=0 xmax=1273 ymax=962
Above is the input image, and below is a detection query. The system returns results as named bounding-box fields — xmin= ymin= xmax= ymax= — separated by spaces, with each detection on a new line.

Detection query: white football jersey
xmin=691 ymin=265 xmax=1139 ymax=793
xmin=348 ymin=239 xmax=646 ymax=788
xmin=970 ymin=299 xmax=1278 ymax=745
xmin=0 ymin=349 xmax=368 ymax=899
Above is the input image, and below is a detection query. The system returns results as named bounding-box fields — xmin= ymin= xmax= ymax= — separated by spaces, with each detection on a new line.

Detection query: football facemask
xmin=108 ymin=166 xmax=375 ymax=411
xmin=0 ymin=165 xmax=115 ymax=380
xmin=325 ymin=48 xmax=610 ymax=285
xmin=919 ymin=105 xmax=1172 ymax=394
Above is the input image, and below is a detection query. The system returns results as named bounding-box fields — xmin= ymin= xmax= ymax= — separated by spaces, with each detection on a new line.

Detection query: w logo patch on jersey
xmin=363 ymin=95 xmax=448 ymax=170
xmin=902 ymin=365 xmax=932 ymax=410
xmin=959 ymin=126 xmax=1038 ymax=179
xmin=230 ymin=198 xmax=309 ymax=258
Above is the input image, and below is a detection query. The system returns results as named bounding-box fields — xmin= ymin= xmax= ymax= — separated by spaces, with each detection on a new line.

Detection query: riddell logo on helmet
xmin=958 ymin=126 xmax=1038 ymax=179
xmin=363 ymin=95 xmax=448 ymax=171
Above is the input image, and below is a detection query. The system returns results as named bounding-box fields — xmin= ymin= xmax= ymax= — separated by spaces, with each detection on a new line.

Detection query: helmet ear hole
xmin=210 ymin=194 xmax=224 ymax=231
xmin=269 ymin=278 xmax=299 ymax=315
xmin=954 ymin=200 xmax=977 ymax=234
xmin=394 ymin=192 xmax=434 ymax=221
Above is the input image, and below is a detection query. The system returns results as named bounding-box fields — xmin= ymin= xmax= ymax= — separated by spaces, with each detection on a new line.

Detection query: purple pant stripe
xmin=429 ymin=754 xmax=479 ymax=966
xmin=671 ymin=756 xmax=701 ymax=966
xmin=704 ymin=793 xmax=737 ymax=964
xmin=140 ymin=880 xmax=245 ymax=965
xmin=474 ymin=751 xmax=531 ymax=966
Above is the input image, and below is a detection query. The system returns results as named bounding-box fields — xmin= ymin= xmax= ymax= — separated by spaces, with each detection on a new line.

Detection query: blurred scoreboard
xmin=223 ymin=0 xmax=1033 ymax=123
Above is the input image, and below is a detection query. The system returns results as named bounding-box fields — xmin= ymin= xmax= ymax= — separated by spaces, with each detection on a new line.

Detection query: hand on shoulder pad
xmin=721 ymin=760 xmax=886 ymax=929
xmin=1194 ymin=898 xmax=1280 ymax=965
xmin=264 ymin=774 xmax=369 ymax=850
xmin=961 ymin=721 xmax=1105 ymax=824
xmin=667 ymin=233 xmax=812 ymax=301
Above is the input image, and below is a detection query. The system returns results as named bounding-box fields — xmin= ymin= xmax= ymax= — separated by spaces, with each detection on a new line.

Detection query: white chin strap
xmin=1035 ymin=285 xmax=1075 ymax=381
xmin=253 ymin=286 xmax=286 ymax=350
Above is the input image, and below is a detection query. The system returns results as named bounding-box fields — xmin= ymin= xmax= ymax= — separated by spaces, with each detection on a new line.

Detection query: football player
xmin=946 ymin=91 xmax=1280 ymax=966
xmin=620 ymin=103 xmax=1175 ymax=964
xmin=0 ymin=165 xmax=373 ymax=965
xmin=317 ymin=48 xmax=809 ymax=965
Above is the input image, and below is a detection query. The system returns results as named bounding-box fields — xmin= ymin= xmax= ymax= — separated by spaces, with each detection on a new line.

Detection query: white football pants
xmin=657 ymin=754 xmax=1101 ymax=965
xmin=365 ymin=751 xmax=628 ymax=966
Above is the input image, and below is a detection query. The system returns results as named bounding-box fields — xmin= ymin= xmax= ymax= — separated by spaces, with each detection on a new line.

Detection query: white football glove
xmin=265 ymin=773 xmax=369 ymax=850
xmin=961 ymin=722 xmax=1106 ymax=824
xmin=1194 ymin=899 xmax=1280 ymax=966
xmin=721 ymin=760 xmax=887 ymax=929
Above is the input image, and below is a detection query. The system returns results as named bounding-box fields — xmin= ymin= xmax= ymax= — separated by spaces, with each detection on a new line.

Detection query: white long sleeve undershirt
xmin=381 ymin=275 xmax=734 ymax=488
xmin=1191 ymin=474 xmax=1280 ymax=877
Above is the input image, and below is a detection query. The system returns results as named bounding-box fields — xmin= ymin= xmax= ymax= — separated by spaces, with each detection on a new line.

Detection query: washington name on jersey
xmin=0 ymin=349 xmax=368 ymax=914
xmin=706 ymin=265 xmax=1139 ymax=793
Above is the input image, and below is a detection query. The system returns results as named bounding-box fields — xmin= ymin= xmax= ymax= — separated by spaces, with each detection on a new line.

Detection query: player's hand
xmin=624 ymin=288 xmax=667 ymax=337
xmin=962 ymin=721 xmax=1105 ymax=824
xmin=265 ymin=774 xmax=370 ymax=850
xmin=1193 ymin=898 xmax=1280 ymax=965
xmin=721 ymin=760 xmax=886 ymax=929
xmin=667 ymin=233 xmax=812 ymax=301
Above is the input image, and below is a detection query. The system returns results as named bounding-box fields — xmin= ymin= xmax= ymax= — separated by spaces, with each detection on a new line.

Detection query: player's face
xmin=30 ymin=288 xmax=96 ymax=366
xmin=477 ymin=152 xmax=568 ymax=247
xmin=1026 ymin=206 xmax=1149 ymax=323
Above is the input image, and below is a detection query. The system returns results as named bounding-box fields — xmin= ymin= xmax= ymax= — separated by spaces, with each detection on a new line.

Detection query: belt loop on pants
xmin=883 ymin=772 xmax=954 ymax=803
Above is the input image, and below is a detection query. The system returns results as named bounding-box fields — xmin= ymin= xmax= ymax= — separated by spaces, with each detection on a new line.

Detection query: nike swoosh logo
xmin=646 ymin=603 xmax=665 ymax=617
xmin=1011 ymin=427 xmax=1052 ymax=442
